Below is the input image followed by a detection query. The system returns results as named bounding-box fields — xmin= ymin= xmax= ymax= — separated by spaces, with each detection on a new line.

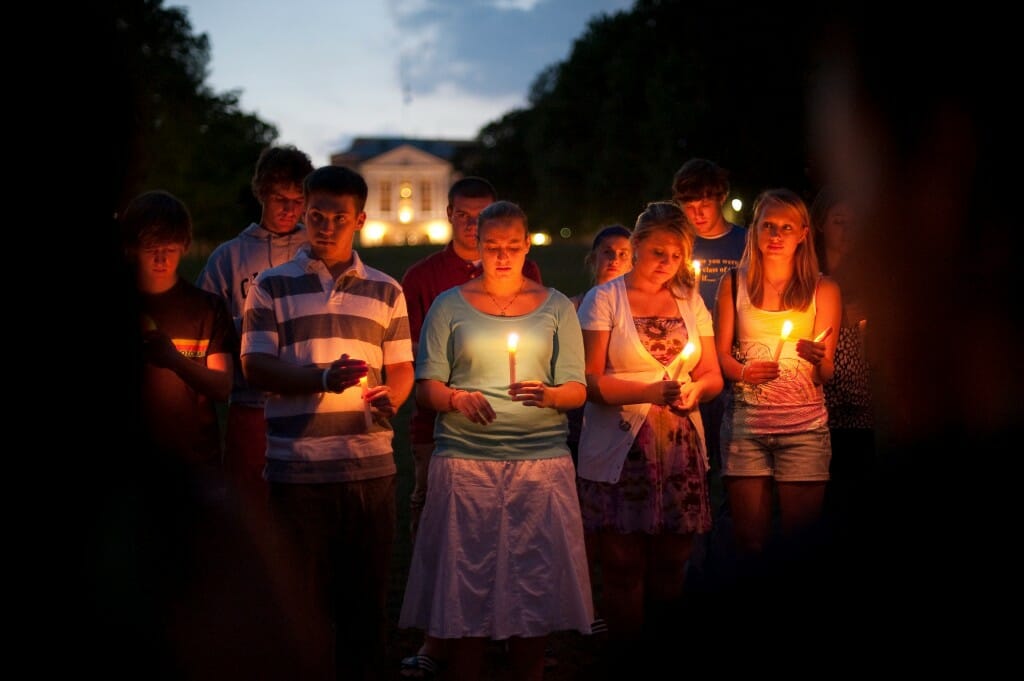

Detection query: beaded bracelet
xmin=322 ymin=368 xmax=332 ymax=393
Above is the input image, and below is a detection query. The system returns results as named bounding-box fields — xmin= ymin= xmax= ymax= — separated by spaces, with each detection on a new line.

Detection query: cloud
xmin=176 ymin=0 xmax=632 ymax=164
xmin=389 ymin=0 xmax=632 ymax=98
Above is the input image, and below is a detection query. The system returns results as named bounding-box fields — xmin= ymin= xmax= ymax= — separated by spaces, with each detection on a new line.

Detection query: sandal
xmin=400 ymin=653 xmax=443 ymax=679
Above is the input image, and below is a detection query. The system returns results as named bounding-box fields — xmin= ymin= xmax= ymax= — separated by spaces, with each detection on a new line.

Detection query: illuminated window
xmin=420 ymin=181 xmax=431 ymax=211
xmin=380 ymin=181 xmax=391 ymax=212
xmin=399 ymin=182 xmax=412 ymax=199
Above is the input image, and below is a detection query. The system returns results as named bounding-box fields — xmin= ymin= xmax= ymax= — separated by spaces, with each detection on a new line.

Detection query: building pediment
xmin=362 ymin=143 xmax=451 ymax=170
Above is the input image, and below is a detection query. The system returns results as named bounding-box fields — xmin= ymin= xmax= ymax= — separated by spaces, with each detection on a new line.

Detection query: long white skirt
xmin=398 ymin=455 xmax=594 ymax=639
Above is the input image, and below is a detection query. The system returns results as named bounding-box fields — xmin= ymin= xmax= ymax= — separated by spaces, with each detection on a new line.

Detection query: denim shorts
xmin=721 ymin=425 xmax=831 ymax=482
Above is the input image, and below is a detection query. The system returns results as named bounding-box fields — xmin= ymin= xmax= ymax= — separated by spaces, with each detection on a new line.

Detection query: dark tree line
xmin=111 ymin=0 xmax=276 ymax=244
xmin=111 ymin=0 xmax=838 ymax=244
xmin=464 ymin=1 xmax=833 ymax=236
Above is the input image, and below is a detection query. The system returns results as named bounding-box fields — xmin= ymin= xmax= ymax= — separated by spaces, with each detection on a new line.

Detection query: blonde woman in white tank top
xmin=713 ymin=188 xmax=842 ymax=557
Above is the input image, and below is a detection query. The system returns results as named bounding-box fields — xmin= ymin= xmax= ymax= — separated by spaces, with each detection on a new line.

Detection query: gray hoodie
xmin=196 ymin=222 xmax=307 ymax=406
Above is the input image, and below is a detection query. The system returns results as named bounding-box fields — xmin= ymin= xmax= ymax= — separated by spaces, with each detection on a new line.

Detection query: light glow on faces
xmin=135 ymin=241 xmax=185 ymax=291
xmin=681 ymin=195 xmax=723 ymax=233
xmin=305 ymin=193 xmax=365 ymax=263
xmin=262 ymin=184 xmax=304 ymax=234
xmin=593 ymin=236 xmax=633 ymax=284
xmin=633 ymin=230 xmax=685 ymax=285
xmin=447 ymin=195 xmax=494 ymax=253
xmin=478 ymin=219 xmax=529 ymax=278
xmin=755 ymin=203 xmax=807 ymax=257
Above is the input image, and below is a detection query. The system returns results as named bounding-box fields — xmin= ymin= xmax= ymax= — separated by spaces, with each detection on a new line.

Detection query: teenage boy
xmin=123 ymin=190 xmax=235 ymax=488
xmin=671 ymin=158 xmax=747 ymax=581
xmin=241 ymin=165 xmax=414 ymax=680
xmin=197 ymin=145 xmax=314 ymax=507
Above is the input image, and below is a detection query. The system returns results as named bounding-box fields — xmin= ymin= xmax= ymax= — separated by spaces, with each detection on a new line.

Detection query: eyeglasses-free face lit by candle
xmin=755 ymin=204 xmax=808 ymax=257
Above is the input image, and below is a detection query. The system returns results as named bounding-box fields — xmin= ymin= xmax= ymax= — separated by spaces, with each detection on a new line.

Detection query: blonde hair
xmin=740 ymin=188 xmax=819 ymax=310
xmin=632 ymin=201 xmax=697 ymax=299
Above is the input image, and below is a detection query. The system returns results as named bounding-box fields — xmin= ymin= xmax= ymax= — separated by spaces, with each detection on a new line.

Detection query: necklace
xmin=766 ymin=278 xmax=790 ymax=298
xmin=484 ymin=279 xmax=525 ymax=316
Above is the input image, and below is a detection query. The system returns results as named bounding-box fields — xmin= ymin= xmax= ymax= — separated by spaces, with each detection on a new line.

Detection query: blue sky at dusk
xmin=175 ymin=0 xmax=634 ymax=164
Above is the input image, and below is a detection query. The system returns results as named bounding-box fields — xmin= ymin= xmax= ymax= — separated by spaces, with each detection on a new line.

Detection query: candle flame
xmin=681 ymin=341 xmax=696 ymax=360
xmin=507 ymin=333 xmax=518 ymax=352
xmin=692 ymin=260 xmax=701 ymax=278
xmin=780 ymin=320 xmax=793 ymax=339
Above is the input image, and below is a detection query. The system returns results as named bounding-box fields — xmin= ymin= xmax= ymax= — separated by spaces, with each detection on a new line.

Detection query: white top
xmin=576 ymin=276 xmax=713 ymax=483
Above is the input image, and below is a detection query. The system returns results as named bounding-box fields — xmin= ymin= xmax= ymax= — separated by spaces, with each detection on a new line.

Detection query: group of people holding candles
xmin=118 ymin=12 xmax=1015 ymax=673
xmin=126 ymin=148 xmax=850 ymax=680
xmin=397 ymin=176 xmax=844 ymax=679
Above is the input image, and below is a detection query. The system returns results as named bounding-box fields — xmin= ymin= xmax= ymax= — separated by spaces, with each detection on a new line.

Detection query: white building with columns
xmin=330 ymin=137 xmax=474 ymax=247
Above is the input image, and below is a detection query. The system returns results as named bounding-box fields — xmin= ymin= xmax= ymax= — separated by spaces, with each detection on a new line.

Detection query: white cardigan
xmin=576 ymin=276 xmax=713 ymax=483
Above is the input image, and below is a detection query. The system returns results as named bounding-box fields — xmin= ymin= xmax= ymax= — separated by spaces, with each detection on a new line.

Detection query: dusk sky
xmin=174 ymin=0 xmax=635 ymax=165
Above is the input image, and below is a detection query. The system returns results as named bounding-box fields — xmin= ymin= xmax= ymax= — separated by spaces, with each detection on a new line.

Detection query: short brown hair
xmin=251 ymin=145 xmax=314 ymax=202
xmin=120 ymin=190 xmax=192 ymax=249
xmin=671 ymin=158 xmax=730 ymax=204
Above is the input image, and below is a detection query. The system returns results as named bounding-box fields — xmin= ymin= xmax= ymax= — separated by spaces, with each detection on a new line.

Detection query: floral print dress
xmin=577 ymin=315 xmax=712 ymax=535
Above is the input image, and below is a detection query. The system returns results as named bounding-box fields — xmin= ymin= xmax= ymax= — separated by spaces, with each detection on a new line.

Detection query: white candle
xmin=681 ymin=341 xmax=696 ymax=361
xmin=507 ymin=333 xmax=518 ymax=386
xmin=692 ymin=260 xmax=701 ymax=287
xmin=773 ymin=320 xmax=793 ymax=362
xmin=359 ymin=376 xmax=373 ymax=430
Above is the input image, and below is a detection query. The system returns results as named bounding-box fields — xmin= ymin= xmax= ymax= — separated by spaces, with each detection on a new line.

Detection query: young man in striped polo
xmin=241 ymin=164 xmax=414 ymax=680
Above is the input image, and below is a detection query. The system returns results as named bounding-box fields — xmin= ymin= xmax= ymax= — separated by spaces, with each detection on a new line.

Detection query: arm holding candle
xmin=582 ymin=329 xmax=684 ymax=406
xmin=713 ymin=272 xmax=779 ymax=387
xmin=363 ymin=360 xmax=415 ymax=420
xmin=673 ymin=335 xmax=724 ymax=413
xmin=143 ymin=328 xmax=233 ymax=402
xmin=244 ymin=351 xmax=367 ymax=395
xmin=794 ymin=277 xmax=842 ymax=384
xmin=510 ymin=379 xmax=586 ymax=411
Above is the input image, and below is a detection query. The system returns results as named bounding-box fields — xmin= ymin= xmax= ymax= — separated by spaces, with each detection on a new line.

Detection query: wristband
xmin=740 ymin=364 xmax=748 ymax=383
xmin=322 ymin=368 xmax=331 ymax=393
xmin=448 ymin=389 xmax=465 ymax=412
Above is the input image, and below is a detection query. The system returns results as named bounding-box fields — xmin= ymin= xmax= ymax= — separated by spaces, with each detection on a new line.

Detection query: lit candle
xmin=773 ymin=320 xmax=793 ymax=362
xmin=813 ymin=327 xmax=832 ymax=342
xmin=507 ymin=332 xmax=518 ymax=386
xmin=692 ymin=260 xmax=701 ymax=287
xmin=681 ymin=341 xmax=696 ymax=361
xmin=359 ymin=376 xmax=374 ymax=431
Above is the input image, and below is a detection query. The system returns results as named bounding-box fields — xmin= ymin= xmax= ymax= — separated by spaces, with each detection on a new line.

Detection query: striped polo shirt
xmin=241 ymin=246 xmax=413 ymax=483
